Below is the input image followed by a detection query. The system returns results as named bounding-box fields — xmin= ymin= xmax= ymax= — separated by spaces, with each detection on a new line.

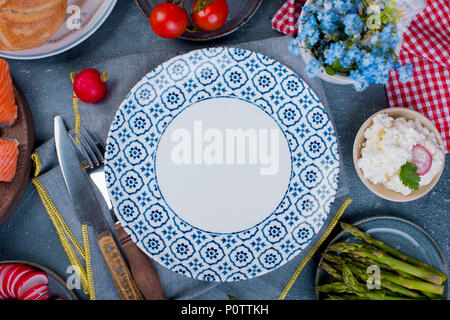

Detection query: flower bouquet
xmin=289 ymin=0 xmax=426 ymax=91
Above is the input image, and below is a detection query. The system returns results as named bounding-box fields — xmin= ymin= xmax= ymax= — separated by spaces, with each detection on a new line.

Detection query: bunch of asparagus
xmin=316 ymin=222 xmax=447 ymax=300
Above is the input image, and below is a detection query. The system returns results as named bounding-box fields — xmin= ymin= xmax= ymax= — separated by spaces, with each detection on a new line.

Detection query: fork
xmin=69 ymin=126 xmax=166 ymax=300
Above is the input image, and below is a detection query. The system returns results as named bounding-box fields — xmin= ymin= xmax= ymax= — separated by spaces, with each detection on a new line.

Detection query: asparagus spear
xmin=346 ymin=263 xmax=424 ymax=299
xmin=345 ymin=254 xmax=441 ymax=299
xmin=326 ymin=293 xmax=411 ymax=300
xmin=316 ymin=282 xmax=351 ymax=293
xmin=325 ymin=294 xmax=363 ymax=300
xmin=324 ymin=255 xmax=425 ymax=299
xmin=329 ymin=242 xmax=445 ymax=286
xmin=317 ymin=265 xmax=421 ymax=300
xmin=356 ymin=292 xmax=416 ymax=300
xmin=342 ymin=263 xmax=366 ymax=293
xmin=347 ymin=252 xmax=394 ymax=271
xmin=323 ymin=252 xmax=368 ymax=270
xmin=340 ymin=222 xmax=447 ymax=282
xmin=344 ymin=251 xmax=440 ymax=297
xmin=325 ymin=295 xmax=347 ymax=300
xmin=319 ymin=260 xmax=343 ymax=281
xmin=341 ymin=264 xmax=416 ymax=300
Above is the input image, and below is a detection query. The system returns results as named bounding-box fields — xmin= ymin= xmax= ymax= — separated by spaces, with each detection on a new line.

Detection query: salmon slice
xmin=0 ymin=138 xmax=19 ymax=182
xmin=0 ymin=58 xmax=17 ymax=125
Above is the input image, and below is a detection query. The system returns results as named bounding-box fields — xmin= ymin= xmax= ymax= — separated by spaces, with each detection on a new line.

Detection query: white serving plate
xmin=0 ymin=0 xmax=117 ymax=60
xmin=105 ymin=47 xmax=341 ymax=282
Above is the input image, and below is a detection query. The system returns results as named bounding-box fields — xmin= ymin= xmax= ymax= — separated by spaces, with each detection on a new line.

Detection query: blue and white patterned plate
xmin=105 ymin=47 xmax=340 ymax=282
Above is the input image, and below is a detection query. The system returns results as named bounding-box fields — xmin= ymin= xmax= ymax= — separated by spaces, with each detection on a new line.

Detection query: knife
xmin=54 ymin=115 xmax=142 ymax=300
xmin=87 ymin=166 xmax=166 ymax=300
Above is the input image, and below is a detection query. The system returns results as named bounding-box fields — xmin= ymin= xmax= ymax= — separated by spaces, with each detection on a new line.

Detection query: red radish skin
xmin=11 ymin=269 xmax=35 ymax=298
xmin=37 ymin=293 xmax=50 ymax=300
xmin=411 ymin=144 xmax=433 ymax=175
xmin=0 ymin=264 xmax=49 ymax=300
xmin=20 ymin=283 xmax=49 ymax=300
xmin=17 ymin=271 xmax=48 ymax=298
xmin=0 ymin=264 xmax=15 ymax=299
xmin=3 ymin=264 xmax=25 ymax=298
xmin=73 ymin=69 xmax=108 ymax=103
xmin=6 ymin=264 xmax=34 ymax=299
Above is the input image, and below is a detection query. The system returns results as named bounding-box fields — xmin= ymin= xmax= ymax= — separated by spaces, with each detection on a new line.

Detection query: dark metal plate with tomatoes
xmin=136 ymin=0 xmax=262 ymax=41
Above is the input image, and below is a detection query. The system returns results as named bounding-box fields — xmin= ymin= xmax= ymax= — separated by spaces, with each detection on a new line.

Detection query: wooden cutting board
xmin=0 ymin=82 xmax=35 ymax=226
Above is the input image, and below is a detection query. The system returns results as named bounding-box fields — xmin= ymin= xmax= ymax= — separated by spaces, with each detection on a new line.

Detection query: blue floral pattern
xmin=105 ymin=47 xmax=340 ymax=282
xmin=166 ymin=59 xmax=190 ymax=82
xmin=134 ymin=83 xmax=156 ymax=106
xmin=195 ymin=62 xmax=219 ymax=85
xmin=199 ymin=241 xmax=225 ymax=265
xmin=223 ymin=65 xmax=248 ymax=90
xmin=123 ymin=141 xmax=148 ymax=165
xmin=281 ymin=74 xmax=305 ymax=97
xmin=229 ymin=245 xmax=254 ymax=268
xmin=277 ymin=102 xmax=302 ymax=127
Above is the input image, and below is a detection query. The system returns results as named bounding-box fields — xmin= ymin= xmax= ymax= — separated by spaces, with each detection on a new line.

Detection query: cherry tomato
xmin=73 ymin=69 xmax=108 ymax=103
xmin=411 ymin=144 xmax=432 ymax=175
xmin=150 ymin=3 xmax=189 ymax=39
xmin=192 ymin=0 xmax=229 ymax=31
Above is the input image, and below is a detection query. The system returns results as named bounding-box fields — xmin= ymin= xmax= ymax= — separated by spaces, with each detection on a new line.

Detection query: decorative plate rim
xmin=105 ymin=46 xmax=341 ymax=282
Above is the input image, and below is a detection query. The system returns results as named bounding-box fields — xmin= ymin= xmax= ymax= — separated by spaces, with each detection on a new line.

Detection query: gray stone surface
xmin=0 ymin=0 xmax=448 ymax=299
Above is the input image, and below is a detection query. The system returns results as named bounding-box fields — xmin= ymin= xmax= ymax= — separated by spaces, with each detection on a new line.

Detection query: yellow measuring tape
xmin=30 ymin=72 xmax=96 ymax=300
xmin=70 ymin=72 xmax=81 ymax=146
xmin=278 ymin=196 xmax=352 ymax=300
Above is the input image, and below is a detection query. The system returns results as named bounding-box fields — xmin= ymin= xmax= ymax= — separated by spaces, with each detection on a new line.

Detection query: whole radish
xmin=74 ymin=68 xmax=108 ymax=103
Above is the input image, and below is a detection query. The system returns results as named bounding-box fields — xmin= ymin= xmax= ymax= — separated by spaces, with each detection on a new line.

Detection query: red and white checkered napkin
xmin=271 ymin=0 xmax=305 ymax=35
xmin=386 ymin=0 xmax=450 ymax=153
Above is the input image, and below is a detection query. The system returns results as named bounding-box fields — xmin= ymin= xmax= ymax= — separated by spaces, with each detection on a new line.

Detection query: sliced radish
xmin=17 ymin=271 xmax=48 ymax=298
xmin=19 ymin=283 xmax=49 ymax=300
xmin=411 ymin=144 xmax=432 ymax=175
xmin=6 ymin=265 xmax=34 ymax=299
xmin=0 ymin=264 xmax=15 ymax=299
xmin=5 ymin=264 xmax=34 ymax=299
xmin=37 ymin=293 xmax=50 ymax=300
xmin=2 ymin=264 xmax=23 ymax=298
xmin=11 ymin=269 xmax=35 ymax=299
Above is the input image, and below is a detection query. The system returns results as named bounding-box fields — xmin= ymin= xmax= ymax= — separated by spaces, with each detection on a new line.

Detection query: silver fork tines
xmin=69 ymin=127 xmax=106 ymax=169
xmin=68 ymin=127 xmax=112 ymax=210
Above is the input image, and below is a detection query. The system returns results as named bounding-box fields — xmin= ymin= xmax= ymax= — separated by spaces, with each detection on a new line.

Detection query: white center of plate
xmin=155 ymin=97 xmax=291 ymax=233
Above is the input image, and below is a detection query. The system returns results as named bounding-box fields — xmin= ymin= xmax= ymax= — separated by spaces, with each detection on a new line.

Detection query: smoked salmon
xmin=0 ymin=138 xmax=19 ymax=182
xmin=0 ymin=58 xmax=17 ymax=125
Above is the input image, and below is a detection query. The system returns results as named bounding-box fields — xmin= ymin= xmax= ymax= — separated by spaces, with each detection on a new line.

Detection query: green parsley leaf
xmin=399 ymin=162 xmax=421 ymax=191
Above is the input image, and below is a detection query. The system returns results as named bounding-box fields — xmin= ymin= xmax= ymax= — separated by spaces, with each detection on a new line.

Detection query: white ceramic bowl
xmin=353 ymin=107 xmax=445 ymax=202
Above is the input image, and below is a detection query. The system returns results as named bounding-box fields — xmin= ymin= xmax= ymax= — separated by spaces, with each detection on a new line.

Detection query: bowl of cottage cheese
xmin=353 ymin=107 xmax=445 ymax=201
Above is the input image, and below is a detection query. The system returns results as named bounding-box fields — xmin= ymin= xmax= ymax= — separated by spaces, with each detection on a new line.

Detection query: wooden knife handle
xmin=97 ymin=231 xmax=143 ymax=300
xmin=114 ymin=223 xmax=167 ymax=300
